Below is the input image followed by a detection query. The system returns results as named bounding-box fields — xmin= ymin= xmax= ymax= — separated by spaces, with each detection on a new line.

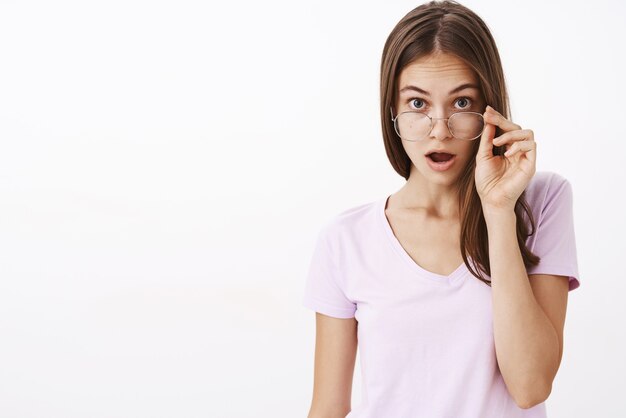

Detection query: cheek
xmin=400 ymin=142 xmax=424 ymax=162
xmin=458 ymin=141 xmax=479 ymax=158
xmin=458 ymin=145 xmax=477 ymax=160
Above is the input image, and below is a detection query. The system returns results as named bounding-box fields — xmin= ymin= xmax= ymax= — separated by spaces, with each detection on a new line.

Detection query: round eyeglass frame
xmin=389 ymin=106 xmax=487 ymax=142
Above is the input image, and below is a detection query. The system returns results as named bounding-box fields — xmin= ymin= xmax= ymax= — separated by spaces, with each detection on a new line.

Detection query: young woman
xmin=302 ymin=1 xmax=580 ymax=417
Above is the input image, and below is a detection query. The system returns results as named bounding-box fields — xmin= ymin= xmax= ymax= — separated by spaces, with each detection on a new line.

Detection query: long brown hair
xmin=380 ymin=0 xmax=540 ymax=286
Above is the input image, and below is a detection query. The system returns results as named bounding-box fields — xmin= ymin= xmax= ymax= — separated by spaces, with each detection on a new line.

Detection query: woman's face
xmin=394 ymin=52 xmax=486 ymax=185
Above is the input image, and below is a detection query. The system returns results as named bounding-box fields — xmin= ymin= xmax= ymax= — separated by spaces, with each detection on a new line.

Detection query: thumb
xmin=476 ymin=120 xmax=496 ymax=160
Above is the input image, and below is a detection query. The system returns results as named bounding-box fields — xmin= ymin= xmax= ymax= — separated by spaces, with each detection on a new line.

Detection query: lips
xmin=425 ymin=153 xmax=456 ymax=172
xmin=426 ymin=152 xmax=455 ymax=163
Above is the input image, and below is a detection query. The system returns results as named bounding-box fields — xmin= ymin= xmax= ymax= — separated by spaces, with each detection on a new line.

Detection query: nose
xmin=429 ymin=116 xmax=453 ymax=141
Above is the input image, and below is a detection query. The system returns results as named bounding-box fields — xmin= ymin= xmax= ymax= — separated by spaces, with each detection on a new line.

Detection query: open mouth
xmin=426 ymin=152 xmax=455 ymax=163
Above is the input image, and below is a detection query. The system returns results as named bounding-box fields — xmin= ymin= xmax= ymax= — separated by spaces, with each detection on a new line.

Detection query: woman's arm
xmin=306 ymin=312 xmax=358 ymax=418
xmin=484 ymin=207 xmax=566 ymax=409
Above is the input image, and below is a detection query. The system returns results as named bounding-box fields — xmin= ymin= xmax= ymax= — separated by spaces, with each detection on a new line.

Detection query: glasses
xmin=390 ymin=106 xmax=486 ymax=141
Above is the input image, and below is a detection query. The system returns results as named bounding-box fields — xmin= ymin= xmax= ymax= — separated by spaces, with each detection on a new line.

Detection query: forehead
xmin=397 ymin=53 xmax=478 ymax=93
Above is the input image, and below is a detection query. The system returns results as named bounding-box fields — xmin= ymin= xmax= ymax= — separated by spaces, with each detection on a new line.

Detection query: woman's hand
xmin=474 ymin=105 xmax=536 ymax=212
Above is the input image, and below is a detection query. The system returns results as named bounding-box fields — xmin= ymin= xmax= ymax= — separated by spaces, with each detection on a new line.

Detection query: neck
xmin=396 ymin=164 xmax=461 ymax=220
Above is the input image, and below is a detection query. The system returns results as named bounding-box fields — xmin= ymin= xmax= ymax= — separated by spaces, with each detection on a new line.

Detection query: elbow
xmin=512 ymin=380 xmax=552 ymax=409
xmin=308 ymin=412 xmax=351 ymax=418
xmin=307 ymin=411 xmax=350 ymax=418
xmin=307 ymin=404 xmax=352 ymax=418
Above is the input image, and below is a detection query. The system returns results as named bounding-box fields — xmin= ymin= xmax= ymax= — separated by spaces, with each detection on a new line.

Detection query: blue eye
xmin=410 ymin=98 xmax=426 ymax=109
xmin=456 ymin=97 xmax=472 ymax=109
xmin=408 ymin=96 xmax=474 ymax=111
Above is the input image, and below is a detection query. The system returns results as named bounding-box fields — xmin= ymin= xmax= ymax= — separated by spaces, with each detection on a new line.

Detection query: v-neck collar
xmin=378 ymin=194 xmax=469 ymax=285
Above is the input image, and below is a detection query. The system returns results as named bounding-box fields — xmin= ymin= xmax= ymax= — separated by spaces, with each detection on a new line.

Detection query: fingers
xmin=482 ymin=105 xmax=535 ymax=159
xmin=504 ymin=139 xmax=536 ymax=158
xmin=483 ymin=105 xmax=522 ymax=132
xmin=476 ymin=117 xmax=496 ymax=160
xmin=493 ymin=129 xmax=535 ymax=146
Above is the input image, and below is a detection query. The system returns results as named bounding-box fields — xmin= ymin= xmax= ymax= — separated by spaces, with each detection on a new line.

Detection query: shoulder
xmin=318 ymin=197 xmax=382 ymax=244
xmin=526 ymin=170 xmax=572 ymax=195
xmin=524 ymin=170 xmax=573 ymax=213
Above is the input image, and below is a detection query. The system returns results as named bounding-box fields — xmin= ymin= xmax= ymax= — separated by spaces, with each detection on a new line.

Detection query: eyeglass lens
xmin=395 ymin=112 xmax=484 ymax=141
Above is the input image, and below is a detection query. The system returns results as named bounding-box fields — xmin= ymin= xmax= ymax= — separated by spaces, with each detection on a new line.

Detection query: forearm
xmin=483 ymin=207 xmax=559 ymax=407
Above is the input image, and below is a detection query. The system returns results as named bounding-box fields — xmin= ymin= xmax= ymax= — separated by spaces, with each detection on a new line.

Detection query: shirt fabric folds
xmin=302 ymin=170 xmax=580 ymax=418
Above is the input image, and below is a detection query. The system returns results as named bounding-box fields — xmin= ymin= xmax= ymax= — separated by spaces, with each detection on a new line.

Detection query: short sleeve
xmin=302 ymin=224 xmax=356 ymax=318
xmin=526 ymin=176 xmax=581 ymax=291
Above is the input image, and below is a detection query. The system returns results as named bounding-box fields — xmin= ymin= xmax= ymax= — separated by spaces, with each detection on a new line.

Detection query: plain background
xmin=0 ymin=0 xmax=623 ymax=417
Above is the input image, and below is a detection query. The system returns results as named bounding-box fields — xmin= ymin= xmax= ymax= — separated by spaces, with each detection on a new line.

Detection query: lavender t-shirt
xmin=302 ymin=171 xmax=580 ymax=418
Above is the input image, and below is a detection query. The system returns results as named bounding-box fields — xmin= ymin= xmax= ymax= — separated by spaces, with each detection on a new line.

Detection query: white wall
xmin=0 ymin=0 xmax=622 ymax=417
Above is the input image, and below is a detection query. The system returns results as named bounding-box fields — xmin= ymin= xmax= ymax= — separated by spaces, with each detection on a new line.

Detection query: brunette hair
xmin=380 ymin=0 xmax=540 ymax=285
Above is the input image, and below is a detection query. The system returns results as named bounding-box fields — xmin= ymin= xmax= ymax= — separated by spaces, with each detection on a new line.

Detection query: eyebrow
xmin=399 ymin=83 xmax=480 ymax=96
